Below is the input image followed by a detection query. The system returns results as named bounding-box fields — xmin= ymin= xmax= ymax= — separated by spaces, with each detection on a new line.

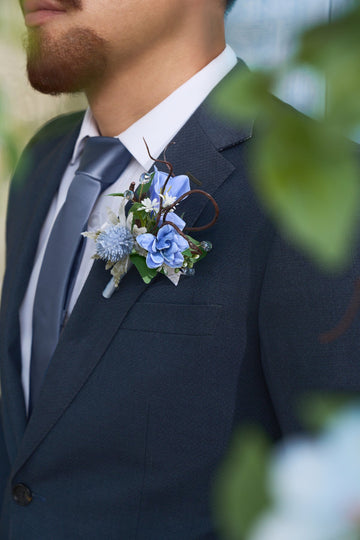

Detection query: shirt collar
xmin=70 ymin=108 xmax=101 ymax=165
xmin=71 ymin=44 xmax=237 ymax=171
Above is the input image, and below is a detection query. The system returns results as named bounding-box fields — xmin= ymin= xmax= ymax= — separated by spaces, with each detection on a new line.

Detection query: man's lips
xmin=23 ymin=0 xmax=67 ymax=26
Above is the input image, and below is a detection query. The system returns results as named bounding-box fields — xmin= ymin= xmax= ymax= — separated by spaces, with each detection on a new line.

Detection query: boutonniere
xmin=83 ymin=143 xmax=219 ymax=298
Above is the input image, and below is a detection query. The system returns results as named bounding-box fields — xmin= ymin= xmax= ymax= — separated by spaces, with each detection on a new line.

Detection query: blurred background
xmin=0 ymin=0 xmax=351 ymax=287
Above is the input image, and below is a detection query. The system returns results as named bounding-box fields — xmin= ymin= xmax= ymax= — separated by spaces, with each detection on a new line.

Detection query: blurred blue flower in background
xmin=249 ymin=406 xmax=360 ymax=540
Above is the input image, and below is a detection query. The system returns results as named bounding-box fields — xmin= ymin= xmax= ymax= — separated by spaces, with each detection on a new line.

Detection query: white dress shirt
xmin=19 ymin=44 xmax=237 ymax=409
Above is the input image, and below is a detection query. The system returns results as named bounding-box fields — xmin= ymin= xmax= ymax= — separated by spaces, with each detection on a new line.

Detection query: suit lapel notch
xmin=155 ymin=105 xmax=249 ymax=230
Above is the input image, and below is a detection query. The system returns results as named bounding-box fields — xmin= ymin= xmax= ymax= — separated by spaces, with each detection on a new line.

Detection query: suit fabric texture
xmin=1 ymin=86 xmax=360 ymax=539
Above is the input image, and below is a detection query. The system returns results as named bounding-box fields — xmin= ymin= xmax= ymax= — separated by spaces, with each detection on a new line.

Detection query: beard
xmin=25 ymin=26 xmax=108 ymax=95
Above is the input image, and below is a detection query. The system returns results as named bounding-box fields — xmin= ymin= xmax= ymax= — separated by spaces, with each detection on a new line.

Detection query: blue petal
xmin=164 ymin=251 xmax=184 ymax=268
xmin=150 ymin=166 xmax=190 ymax=202
xmin=147 ymin=251 xmax=164 ymax=269
xmin=157 ymin=224 xmax=174 ymax=239
xmin=157 ymin=236 xmax=172 ymax=250
xmin=174 ymin=234 xmax=189 ymax=252
xmin=136 ymin=233 xmax=156 ymax=252
xmin=166 ymin=174 xmax=190 ymax=200
xmin=163 ymin=243 xmax=178 ymax=256
xmin=163 ymin=212 xmax=186 ymax=231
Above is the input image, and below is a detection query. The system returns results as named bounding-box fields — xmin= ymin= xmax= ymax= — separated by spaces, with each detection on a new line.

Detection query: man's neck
xmin=86 ymin=34 xmax=226 ymax=137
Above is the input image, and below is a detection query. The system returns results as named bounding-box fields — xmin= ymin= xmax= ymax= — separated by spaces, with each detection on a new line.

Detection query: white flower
xmin=160 ymin=192 xmax=177 ymax=210
xmin=140 ymin=197 xmax=159 ymax=213
xmin=139 ymin=193 xmax=177 ymax=214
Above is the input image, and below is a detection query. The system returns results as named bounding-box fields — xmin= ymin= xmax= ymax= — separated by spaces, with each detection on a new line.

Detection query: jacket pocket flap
xmin=121 ymin=302 xmax=223 ymax=336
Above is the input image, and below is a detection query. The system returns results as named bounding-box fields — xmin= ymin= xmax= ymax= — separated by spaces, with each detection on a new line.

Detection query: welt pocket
xmin=121 ymin=302 xmax=223 ymax=336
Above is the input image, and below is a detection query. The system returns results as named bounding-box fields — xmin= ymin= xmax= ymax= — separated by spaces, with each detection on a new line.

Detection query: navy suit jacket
xmin=1 ymin=78 xmax=360 ymax=538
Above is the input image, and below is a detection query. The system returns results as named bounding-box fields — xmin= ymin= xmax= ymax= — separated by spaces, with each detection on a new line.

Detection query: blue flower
xmin=136 ymin=224 xmax=189 ymax=269
xmin=96 ymin=224 xmax=134 ymax=262
xmin=148 ymin=166 xmax=190 ymax=230
xmin=150 ymin=165 xmax=190 ymax=202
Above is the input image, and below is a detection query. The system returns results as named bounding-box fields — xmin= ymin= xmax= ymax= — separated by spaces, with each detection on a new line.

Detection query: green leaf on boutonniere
xmin=129 ymin=202 xmax=148 ymax=226
xmin=129 ymin=202 xmax=144 ymax=213
xmin=184 ymin=236 xmax=207 ymax=262
xmin=130 ymin=254 xmax=158 ymax=284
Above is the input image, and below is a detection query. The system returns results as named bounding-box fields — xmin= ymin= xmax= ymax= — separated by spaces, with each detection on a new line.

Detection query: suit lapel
xmin=1 ymin=117 xmax=83 ymax=463
xmin=12 ymin=101 xmax=253 ymax=475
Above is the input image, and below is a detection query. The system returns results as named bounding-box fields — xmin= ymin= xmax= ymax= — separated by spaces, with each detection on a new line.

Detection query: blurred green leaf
xmin=211 ymin=0 xmax=360 ymax=273
xmin=213 ymin=428 xmax=270 ymax=540
xmin=298 ymin=4 xmax=360 ymax=132
xmin=210 ymin=69 xmax=273 ymax=123
xmin=299 ymin=393 xmax=357 ymax=431
xmin=253 ymin=105 xmax=360 ymax=270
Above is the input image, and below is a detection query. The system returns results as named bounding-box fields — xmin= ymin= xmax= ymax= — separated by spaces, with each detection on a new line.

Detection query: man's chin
xmin=25 ymin=26 xmax=107 ymax=96
xmin=27 ymin=63 xmax=88 ymax=96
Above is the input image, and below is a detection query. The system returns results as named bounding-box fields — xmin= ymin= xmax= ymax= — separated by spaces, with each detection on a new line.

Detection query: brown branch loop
xmin=142 ymin=139 xmax=219 ymax=237
xmin=163 ymin=189 xmax=219 ymax=232
xmin=319 ymin=278 xmax=360 ymax=344
xmin=143 ymin=138 xmax=174 ymax=177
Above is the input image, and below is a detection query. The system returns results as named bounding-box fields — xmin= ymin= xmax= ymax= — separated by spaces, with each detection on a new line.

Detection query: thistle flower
xmin=96 ymin=224 xmax=134 ymax=263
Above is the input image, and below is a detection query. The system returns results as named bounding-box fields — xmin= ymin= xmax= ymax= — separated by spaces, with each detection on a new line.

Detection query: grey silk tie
xmin=29 ymin=137 xmax=132 ymax=413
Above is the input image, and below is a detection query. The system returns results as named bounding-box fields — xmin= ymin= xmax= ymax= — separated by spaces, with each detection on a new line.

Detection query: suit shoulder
xmin=26 ymin=110 xmax=85 ymax=151
xmin=8 ymin=111 xmax=84 ymax=203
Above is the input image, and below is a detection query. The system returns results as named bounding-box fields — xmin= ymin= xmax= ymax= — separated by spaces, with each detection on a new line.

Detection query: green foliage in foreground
xmin=0 ymin=89 xmax=18 ymax=175
xmin=214 ymin=429 xmax=271 ymax=540
xmin=215 ymin=397 xmax=360 ymax=540
xmin=213 ymin=0 xmax=360 ymax=271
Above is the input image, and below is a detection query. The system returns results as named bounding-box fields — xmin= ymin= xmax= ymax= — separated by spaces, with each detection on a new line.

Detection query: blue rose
xmin=136 ymin=224 xmax=189 ymax=269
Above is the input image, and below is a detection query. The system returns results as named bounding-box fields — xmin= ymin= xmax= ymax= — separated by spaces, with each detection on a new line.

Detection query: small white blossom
xmin=140 ymin=197 xmax=159 ymax=213
xmin=160 ymin=193 xmax=177 ymax=210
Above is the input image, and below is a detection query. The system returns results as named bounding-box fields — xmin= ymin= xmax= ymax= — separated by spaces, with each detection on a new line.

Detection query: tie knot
xmin=77 ymin=136 xmax=132 ymax=187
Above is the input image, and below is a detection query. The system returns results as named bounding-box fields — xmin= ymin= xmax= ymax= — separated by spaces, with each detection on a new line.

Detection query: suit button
xmin=12 ymin=483 xmax=33 ymax=506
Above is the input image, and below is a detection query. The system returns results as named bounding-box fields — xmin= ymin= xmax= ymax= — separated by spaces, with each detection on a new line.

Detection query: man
xmin=1 ymin=0 xmax=359 ymax=538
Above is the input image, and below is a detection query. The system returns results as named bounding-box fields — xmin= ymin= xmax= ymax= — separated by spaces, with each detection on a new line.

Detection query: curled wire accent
xmin=163 ymin=189 xmax=219 ymax=232
xmin=319 ymin=278 xmax=360 ymax=344
xmin=143 ymin=139 xmax=219 ymax=246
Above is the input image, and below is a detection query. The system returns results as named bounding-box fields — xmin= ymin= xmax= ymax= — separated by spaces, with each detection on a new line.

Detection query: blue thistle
xmin=96 ymin=225 xmax=134 ymax=262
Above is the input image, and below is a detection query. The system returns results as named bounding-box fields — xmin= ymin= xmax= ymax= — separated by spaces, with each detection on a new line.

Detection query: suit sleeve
xmin=259 ymin=232 xmax=360 ymax=433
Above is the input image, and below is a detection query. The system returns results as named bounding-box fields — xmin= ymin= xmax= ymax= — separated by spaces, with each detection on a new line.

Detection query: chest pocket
xmin=121 ymin=302 xmax=223 ymax=336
